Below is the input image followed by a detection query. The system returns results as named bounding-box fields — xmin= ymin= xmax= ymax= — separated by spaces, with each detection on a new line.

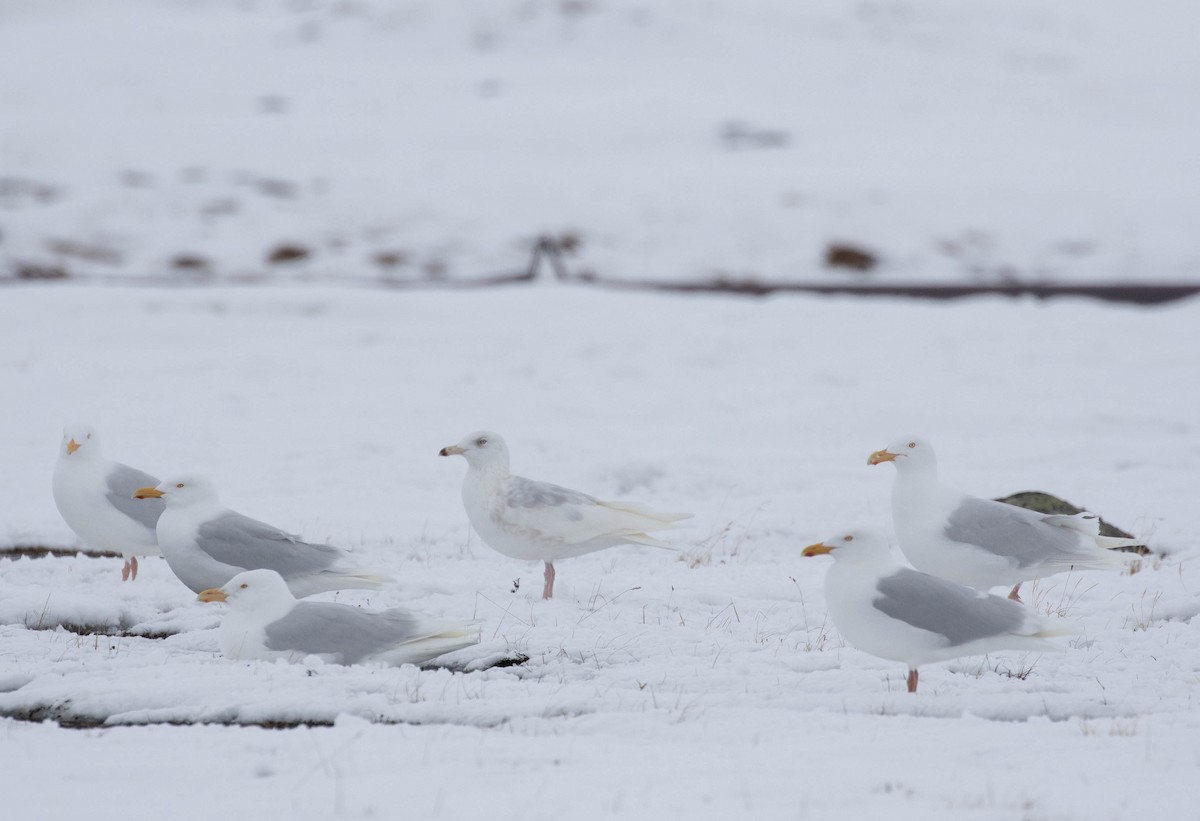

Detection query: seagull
xmin=133 ymin=474 xmax=391 ymax=596
xmin=869 ymin=436 xmax=1141 ymax=601
xmin=198 ymin=569 xmax=479 ymax=666
xmin=51 ymin=423 xmax=163 ymax=581
xmin=439 ymin=431 xmax=690 ymax=599
xmin=802 ymin=528 xmax=1076 ymax=693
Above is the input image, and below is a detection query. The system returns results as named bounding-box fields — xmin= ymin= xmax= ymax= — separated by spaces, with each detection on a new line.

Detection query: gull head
xmin=60 ymin=423 xmax=100 ymax=459
xmin=439 ymin=430 xmax=510 ymax=470
xmin=801 ymin=528 xmax=892 ymax=564
xmin=868 ymin=435 xmax=936 ymax=474
xmin=133 ymin=473 xmax=219 ymax=507
xmin=198 ymin=568 xmax=293 ymax=609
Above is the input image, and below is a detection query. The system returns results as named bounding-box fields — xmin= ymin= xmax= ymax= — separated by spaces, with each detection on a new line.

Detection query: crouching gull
xmin=133 ymin=474 xmax=391 ymax=596
xmin=52 ymin=423 xmax=163 ymax=581
xmin=802 ymin=528 xmax=1076 ymax=693
xmin=198 ymin=569 xmax=479 ymax=666
xmin=439 ymin=431 xmax=690 ymax=599
xmin=869 ymin=435 xmax=1141 ymax=601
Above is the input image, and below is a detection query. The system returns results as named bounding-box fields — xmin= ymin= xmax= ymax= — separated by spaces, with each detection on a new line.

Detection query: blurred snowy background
xmin=4 ymin=4 xmax=1200 ymax=820
xmin=2 ymin=0 xmax=1198 ymax=286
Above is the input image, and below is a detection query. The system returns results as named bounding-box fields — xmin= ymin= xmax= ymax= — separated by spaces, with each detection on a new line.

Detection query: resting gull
xmin=133 ymin=474 xmax=390 ymax=596
xmin=439 ymin=431 xmax=689 ymax=599
xmin=198 ymin=569 xmax=479 ymax=666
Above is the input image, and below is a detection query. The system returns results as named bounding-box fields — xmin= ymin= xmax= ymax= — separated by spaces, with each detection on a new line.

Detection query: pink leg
xmin=130 ymin=555 xmax=139 ymax=581
xmin=1008 ymin=583 xmax=1022 ymax=602
xmin=121 ymin=559 xmax=132 ymax=582
xmin=542 ymin=561 xmax=555 ymax=599
xmin=906 ymin=668 xmax=919 ymax=693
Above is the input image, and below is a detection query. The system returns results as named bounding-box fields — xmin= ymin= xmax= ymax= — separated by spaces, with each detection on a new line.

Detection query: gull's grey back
xmin=263 ymin=602 xmax=423 ymax=663
xmin=874 ymin=568 xmax=1026 ymax=646
xmin=105 ymin=463 xmax=164 ymax=530
xmin=505 ymin=476 xmax=596 ymax=509
xmin=196 ymin=511 xmax=344 ymax=577
xmin=944 ymin=497 xmax=1080 ymax=565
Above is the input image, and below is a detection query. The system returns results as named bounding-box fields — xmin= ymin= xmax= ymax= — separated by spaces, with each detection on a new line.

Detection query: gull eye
xmin=240 ymin=583 xmax=248 ymax=589
xmin=475 ymin=437 xmax=488 ymax=447
xmin=844 ymin=535 xmax=854 ymax=542
xmin=176 ymin=483 xmax=185 ymax=488
xmin=907 ymin=442 xmax=916 ymax=449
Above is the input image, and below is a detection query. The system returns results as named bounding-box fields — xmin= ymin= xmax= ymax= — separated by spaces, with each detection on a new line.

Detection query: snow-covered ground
xmin=3 ymin=0 xmax=1199 ymax=285
xmin=1 ymin=284 xmax=1198 ymax=819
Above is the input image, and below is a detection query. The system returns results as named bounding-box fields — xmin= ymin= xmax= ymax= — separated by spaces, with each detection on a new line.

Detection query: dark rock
xmin=15 ymin=262 xmax=69 ymax=279
xmin=266 ymin=244 xmax=311 ymax=264
xmin=171 ymin=254 xmax=210 ymax=271
xmin=372 ymin=250 xmax=409 ymax=269
xmin=825 ymin=243 xmax=878 ymax=272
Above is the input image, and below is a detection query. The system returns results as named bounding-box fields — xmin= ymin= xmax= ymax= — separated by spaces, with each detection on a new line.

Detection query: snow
xmin=3 ymin=0 xmax=1199 ymax=815
xmin=2 ymin=0 xmax=1199 ymax=284
xmin=1 ymin=284 xmax=1198 ymax=819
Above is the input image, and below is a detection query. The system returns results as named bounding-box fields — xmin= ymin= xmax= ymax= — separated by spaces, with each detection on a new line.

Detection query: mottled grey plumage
xmin=504 ymin=476 xmax=595 ymax=509
xmin=944 ymin=497 xmax=1080 ymax=568
xmin=874 ymin=568 xmax=1026 ymax=646
xmin=104 ymin=463 xmax=164 ymax=530
xmin=263 ymin=602 xmax=424 ymax=664
xmin=197 ymin=512 xmax=344 ymax=577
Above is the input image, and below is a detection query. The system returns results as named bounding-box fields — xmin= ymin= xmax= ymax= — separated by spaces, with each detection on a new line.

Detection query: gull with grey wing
xmin=133 ymin=473 xmax=391 ymax=596
xmin=802 ymin=528 xmax=1076 ymax=693
xmin=869 ymin=435 xmax=1141 ymax=600
xmin=199 ymin=569 xmax=479 ymax=666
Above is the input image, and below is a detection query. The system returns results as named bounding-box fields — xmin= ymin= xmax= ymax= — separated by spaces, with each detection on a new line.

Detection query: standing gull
xmin=52 ymin=423 xmax=163 ymax=581
xmin=439 ymin=431 xmax=690 ymax=599
xmin=133 ymin=474 xmax=390 ymax=596
xmin=869 ymin=436 xmax=1141 ymax=601
xmin=198 ymin=569 xmax=479 ymax=666
xmin=802 ymin=528 xmax=1075 ymax=693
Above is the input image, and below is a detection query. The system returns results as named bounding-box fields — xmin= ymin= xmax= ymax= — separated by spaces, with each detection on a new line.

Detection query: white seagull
xmin=52 ymin=423 xmax=164 ymax=581
xmin=869 ymin=436 xmax=1141 ymax=601
xmin=198 ymin=569 xmax=479 ymax=666
xmin=439 ymin=431 xmax=690 ymax=599
xmin=133 ymin=474 xmax=391 ymax=596
xmin=802 ymin=528 xmax=1076 ymax=693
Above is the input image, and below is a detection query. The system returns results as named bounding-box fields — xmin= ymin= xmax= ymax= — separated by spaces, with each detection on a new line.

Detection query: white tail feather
xmin=1096 ymin=535 xmax=1145 ymax=551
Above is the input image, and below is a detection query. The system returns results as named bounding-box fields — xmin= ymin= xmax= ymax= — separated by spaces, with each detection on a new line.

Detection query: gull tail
xmin=333 ymin=570 xmax=393 ymax=589
xmin=1096 ymin=535 xmax=1145 ymax=551
xmin=598 ymin=500 xmax=692 ymax=526
xmin=1042 ymin=511 xmax=1145 ymax=552
xmin=621 ymin=531 xmax=677 ymax=550
xmin=398 ymin=621 xmax=482 ymax=666
xmin=1031 ymin=622 xmax=1085 ymax=640
xmin=292 ymin=569 xmax=394 ymax=597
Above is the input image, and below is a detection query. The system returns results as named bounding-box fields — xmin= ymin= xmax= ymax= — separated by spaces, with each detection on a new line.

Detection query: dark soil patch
xmin=0 ymin=707 xmax=335 ymax=730
xmin=1 ymin=545 xmax=122 ymax=560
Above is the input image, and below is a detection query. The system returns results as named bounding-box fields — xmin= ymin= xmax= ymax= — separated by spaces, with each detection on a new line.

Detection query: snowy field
xmin=1 ymin=284 xmax=1198 ymax=819
xmin=2 ymin=0 xmax=1199 ymax=285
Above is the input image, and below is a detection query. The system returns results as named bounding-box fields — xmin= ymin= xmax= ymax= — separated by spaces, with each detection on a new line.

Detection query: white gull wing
xmin=488 ymin=474 xmax=690 ymax=557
